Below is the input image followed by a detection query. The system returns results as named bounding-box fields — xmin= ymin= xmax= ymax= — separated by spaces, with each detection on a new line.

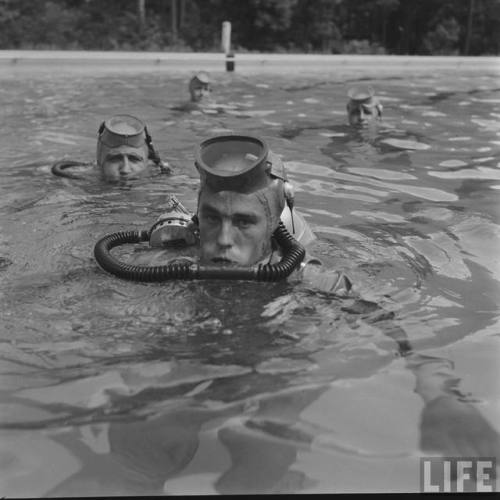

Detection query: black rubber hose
xmin=94 ymin=222 xmax=305 ymax=282
xmin=255 ymin=222 xmax=306 ymax=281
xmin=51 ymin=160 xmax=89 ymax=180
xmin=94 ymin=229 xmax=192 ymax=282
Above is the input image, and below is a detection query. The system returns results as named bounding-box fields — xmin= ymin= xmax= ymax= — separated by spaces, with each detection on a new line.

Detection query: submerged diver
xmin=171 ymin=72 xmax=217 ymax=113
xmin=171 ymin=72 xmax=250 ymax=117
xmin=51 ymin=114 xmax=170 ymax=181
xmin=189 ymin=71 xmax=212 ymax=104
xmin=193 ymin=138 xmax=328 ymax=286
xmin=346 ymin=85 xmax=383 ymax=127
xmin=280 ymin=85 xmax=384 ymax=142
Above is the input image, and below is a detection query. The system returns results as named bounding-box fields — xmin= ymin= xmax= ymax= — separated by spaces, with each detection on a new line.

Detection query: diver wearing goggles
xmin=148 ymin=139 xmax=315 ymax=252
xmin=189 ymin=72 xmax=212 ymax=103
xmin=173 ymin=72 xmax=250 ymax=116
xmin=171 ymin=72 xmax=216 ymax=114
xmin=346 ymin=86 xmax=383 ymax=126
xmin=195 ymin=135 xmax=298 ymax=268
xmin=51 ymin=114 xmax=170 ymax=181
xmin=96 ymin=115 xmax=170 ymax=181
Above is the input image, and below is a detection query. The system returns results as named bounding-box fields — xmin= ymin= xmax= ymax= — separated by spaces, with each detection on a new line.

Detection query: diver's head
xmin=346 ymin=86 xmax=383 ymax=126
xmin=195 ymin=135 xmax=287 ymax=266
xmin=189 ymin=72 xmax=211 ymax=103
xmin=96 ymin=115 xmax=149 ymax=181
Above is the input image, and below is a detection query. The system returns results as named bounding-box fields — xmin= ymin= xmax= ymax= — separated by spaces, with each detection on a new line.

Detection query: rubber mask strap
xmin=268 ymin=157 xmax=296 ymax=234
xmin=144 ymin=125 xmax=171 ymax=174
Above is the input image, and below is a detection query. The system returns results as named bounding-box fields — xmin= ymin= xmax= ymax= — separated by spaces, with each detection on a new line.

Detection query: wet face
xmin=198 ymin=188 xmax=271 ymax=266
xmin=100 ymin=145 xmax=148 ymax=181
xmin=347 ymin=100 xmax=378 ymax=126
xmin=190 ymin=80 xmax=211 ymax=103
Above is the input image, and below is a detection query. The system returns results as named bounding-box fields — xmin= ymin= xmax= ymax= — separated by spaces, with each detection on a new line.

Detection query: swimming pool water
xmin=0 ymin=63 xmax=499 ymax=495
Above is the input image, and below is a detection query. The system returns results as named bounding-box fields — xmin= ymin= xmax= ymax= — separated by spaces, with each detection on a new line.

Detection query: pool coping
xmin=1 ymin=50 xmax=499 ymax=76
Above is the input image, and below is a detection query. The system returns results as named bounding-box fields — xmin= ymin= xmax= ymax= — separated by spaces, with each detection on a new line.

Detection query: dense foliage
xmin=0 ymin=0 xmax=498 ymax=55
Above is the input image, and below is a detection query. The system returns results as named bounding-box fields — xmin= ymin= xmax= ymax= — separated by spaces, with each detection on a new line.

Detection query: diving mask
xmin=195 ymin=134 xmax=272 ymax=193
xmin=96 ymin=115 xmax=148 ymax=169
xmin=97 ymin=114 xmax=170 ymax=173
xmin=98 ymin=115 xmax=146 ymax=148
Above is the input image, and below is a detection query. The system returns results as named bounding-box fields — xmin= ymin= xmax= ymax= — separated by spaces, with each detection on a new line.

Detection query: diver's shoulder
xmin=295 ymin=254 xmax=353 ymax=295
xmin=281 ymin=207 xmax=316 ymax=247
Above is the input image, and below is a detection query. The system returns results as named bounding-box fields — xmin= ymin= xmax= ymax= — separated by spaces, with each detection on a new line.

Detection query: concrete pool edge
xmin=1 ymin=50 xmax=499 ymax=75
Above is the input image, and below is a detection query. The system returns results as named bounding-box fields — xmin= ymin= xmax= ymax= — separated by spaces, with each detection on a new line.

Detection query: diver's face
xmin=100 ymin=145 xmax=148 ymax=181
xmin=190 ymin=81 xmax=211 ymax=102
xmin=347 ymin=100 xmax=377 ymax=126
xmin=198 ymin=189 xmax=271 ymax=266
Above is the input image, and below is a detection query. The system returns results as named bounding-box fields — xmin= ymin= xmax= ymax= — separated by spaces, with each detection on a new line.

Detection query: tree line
xmin=0 ymin=0 xmax=498 ymax=55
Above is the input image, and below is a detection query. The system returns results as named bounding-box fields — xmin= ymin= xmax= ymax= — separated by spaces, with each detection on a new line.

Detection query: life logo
xmin=420 ymin=457 xmax=497 ymax=493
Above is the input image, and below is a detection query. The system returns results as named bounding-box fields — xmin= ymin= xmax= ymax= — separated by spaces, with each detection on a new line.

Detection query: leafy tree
xmin=422 ymin=17 xmax=461 ymax=55
xmin=290 ymin=0 xmax=342 ymax=53
xmin=218 ymin=0 xmax=298 ymax=51
xmin=0 ymin=0 xmax=498 ymax=54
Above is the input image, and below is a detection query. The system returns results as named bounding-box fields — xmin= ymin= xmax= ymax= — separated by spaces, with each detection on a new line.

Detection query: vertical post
xmin=222 ymin=21 xmax=231 ymax=54
xmin=222 ymin=21 xmax=234 ymax=72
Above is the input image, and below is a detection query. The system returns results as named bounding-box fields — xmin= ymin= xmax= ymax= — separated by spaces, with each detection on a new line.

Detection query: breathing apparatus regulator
xmin=148 ymin=194 xmax=198 ymax=248
xmin=94 ymin=134 xmax=306 ymax=282
xmin=51 ymin=115 xmax=170 ymax=179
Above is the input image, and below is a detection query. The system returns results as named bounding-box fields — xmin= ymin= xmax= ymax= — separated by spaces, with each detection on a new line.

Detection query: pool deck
xmin=1 ymin=50 xmax=499 ymax=77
